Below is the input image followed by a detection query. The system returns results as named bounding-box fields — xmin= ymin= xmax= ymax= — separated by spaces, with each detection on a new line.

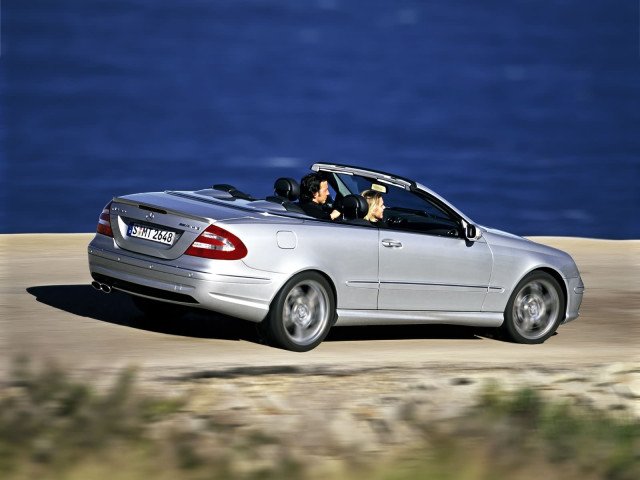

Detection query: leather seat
xmin=266 ymin=178 xmax=305 ymax=214
xmin=340 ymin=194 xmax=371 ymax=225
xmin=273 ymin=177 xmax=300 ymax=201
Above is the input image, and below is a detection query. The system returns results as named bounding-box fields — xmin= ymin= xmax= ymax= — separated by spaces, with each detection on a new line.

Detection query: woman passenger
xmin=361 ymin=190 xmax=385 ymax=224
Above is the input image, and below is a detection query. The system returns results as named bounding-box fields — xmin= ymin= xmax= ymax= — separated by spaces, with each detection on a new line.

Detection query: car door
xmin=377 ymin=230 xmax=493 ymax=312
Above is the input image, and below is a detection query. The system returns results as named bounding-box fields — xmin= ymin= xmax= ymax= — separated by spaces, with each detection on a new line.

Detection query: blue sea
xmin=2 ymin=0 xmax=639 ymax=238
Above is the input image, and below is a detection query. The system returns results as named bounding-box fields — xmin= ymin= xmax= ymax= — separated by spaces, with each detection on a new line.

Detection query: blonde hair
xmin=361 ymin=190 xmax=383 ymax=222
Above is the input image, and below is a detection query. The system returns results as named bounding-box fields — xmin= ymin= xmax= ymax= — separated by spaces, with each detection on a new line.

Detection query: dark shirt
xmin=298 ymin=201 xmax=332 ymax=220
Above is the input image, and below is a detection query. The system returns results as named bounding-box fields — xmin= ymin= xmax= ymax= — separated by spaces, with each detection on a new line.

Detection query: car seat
xmin=274 ymin=177 xmax=300 ymax=201
xmin=266 ymin=178 xmax=305 ymax=213
xmin=340 ymin=194 xmax=371 ymax=225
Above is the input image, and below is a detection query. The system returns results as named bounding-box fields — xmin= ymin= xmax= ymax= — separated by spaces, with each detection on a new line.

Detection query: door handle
xmin=382 ymin=240 xmax=403 ymax=248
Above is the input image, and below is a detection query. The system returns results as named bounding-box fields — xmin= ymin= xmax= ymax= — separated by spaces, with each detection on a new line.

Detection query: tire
xmin=502 ymin=271 xmax=565 ymax=344
xmin=262 ymin=272 xmax=335 ymax=352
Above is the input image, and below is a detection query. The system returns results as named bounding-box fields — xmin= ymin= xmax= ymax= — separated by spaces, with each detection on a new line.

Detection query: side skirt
xmin=334 ymin=309 xmax=504 ymax=328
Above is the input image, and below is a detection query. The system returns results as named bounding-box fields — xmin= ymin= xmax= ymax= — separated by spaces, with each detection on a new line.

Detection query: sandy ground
xmin=2 ymin=233 xmax=639 ymax=476
xmin=1 ymin=234 xmax=638 ymax=384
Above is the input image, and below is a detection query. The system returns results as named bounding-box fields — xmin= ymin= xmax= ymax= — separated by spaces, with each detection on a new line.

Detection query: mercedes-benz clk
xmin=88 ymin=163 xmax=584 ymax=351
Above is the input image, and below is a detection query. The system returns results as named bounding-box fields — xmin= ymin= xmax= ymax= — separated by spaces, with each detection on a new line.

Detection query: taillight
xmin=185 ymin=225 xmax=248 ymax=260
xmin=97 ymin=202 xmax=113 ymax=237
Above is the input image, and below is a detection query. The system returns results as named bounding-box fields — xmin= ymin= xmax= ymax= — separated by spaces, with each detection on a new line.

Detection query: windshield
xmin=328 ymin=172 xmax=462 ymax=237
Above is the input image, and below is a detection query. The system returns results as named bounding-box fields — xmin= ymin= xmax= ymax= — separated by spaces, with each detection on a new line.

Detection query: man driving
xmin=298 ymin=173 xmax=341 ymax=220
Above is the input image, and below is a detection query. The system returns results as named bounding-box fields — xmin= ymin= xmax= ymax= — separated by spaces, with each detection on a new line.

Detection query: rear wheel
xmin=262 ymin=272 xmax=335 ymax=352
xmin=502 ymin=271 xmax=565 ymax=344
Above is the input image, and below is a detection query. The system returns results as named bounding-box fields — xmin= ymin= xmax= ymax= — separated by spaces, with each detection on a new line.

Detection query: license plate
xmin=128 ymin=223 xmax=176 ymax=245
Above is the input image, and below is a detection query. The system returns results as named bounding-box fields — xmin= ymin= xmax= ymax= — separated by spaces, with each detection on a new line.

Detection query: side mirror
xmin=464 ymin=223 xmax=483 ymax=242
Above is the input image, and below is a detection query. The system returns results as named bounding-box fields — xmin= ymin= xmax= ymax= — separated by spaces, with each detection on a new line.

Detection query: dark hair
xmin=299 ymin=173 xmax=325 ymax=203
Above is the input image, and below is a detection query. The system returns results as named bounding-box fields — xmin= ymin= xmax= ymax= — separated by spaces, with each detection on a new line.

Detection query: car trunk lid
xmin=108 ymin=190 xmax=254 ymax=260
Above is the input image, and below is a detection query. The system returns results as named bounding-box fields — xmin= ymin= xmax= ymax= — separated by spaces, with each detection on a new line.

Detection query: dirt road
xmin=1 ymin=234 xmax=638 ymax=382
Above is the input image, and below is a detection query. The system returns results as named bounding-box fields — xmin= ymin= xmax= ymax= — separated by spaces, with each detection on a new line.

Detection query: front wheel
xmin=262 ymin=272 xmax=335 ymax=352
xmin=502 ymin=271 xmax=565 ymax=344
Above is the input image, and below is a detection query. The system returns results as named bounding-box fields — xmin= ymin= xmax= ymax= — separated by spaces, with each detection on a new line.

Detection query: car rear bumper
xmin=88 ymin=236 xmax=279 ymax=323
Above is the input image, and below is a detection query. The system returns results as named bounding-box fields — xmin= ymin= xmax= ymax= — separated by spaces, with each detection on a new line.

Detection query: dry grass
xmin=1 ymin=358 xmax=638 ymax=480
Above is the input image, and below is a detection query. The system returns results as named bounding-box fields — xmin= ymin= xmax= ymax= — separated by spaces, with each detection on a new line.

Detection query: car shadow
xmin=27 ymin=285 xmax=493 ymax=347
xmin=326 ymin=323 xmax=486 ymax=342
xmin=26 ymin=285 xmax=264 ymax=344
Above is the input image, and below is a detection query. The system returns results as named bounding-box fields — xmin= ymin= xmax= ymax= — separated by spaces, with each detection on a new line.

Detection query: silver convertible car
xmin=88 ymin=163 xmax=584 ymax=351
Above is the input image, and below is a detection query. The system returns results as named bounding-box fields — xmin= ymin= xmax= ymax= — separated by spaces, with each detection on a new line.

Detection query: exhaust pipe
xmin=91 ymin=281 xmax=112 ymax=294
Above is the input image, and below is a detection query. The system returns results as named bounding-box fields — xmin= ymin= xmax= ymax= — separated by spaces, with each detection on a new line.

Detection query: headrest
xmin=341 ymin=194 xmax=369 ymax=220
xmin=273 ymin=177 xmax=300 ymax=201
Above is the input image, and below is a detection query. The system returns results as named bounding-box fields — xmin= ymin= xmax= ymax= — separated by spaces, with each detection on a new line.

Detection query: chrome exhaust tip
xmin=92 ymin=281 xmax=112 ymax=293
